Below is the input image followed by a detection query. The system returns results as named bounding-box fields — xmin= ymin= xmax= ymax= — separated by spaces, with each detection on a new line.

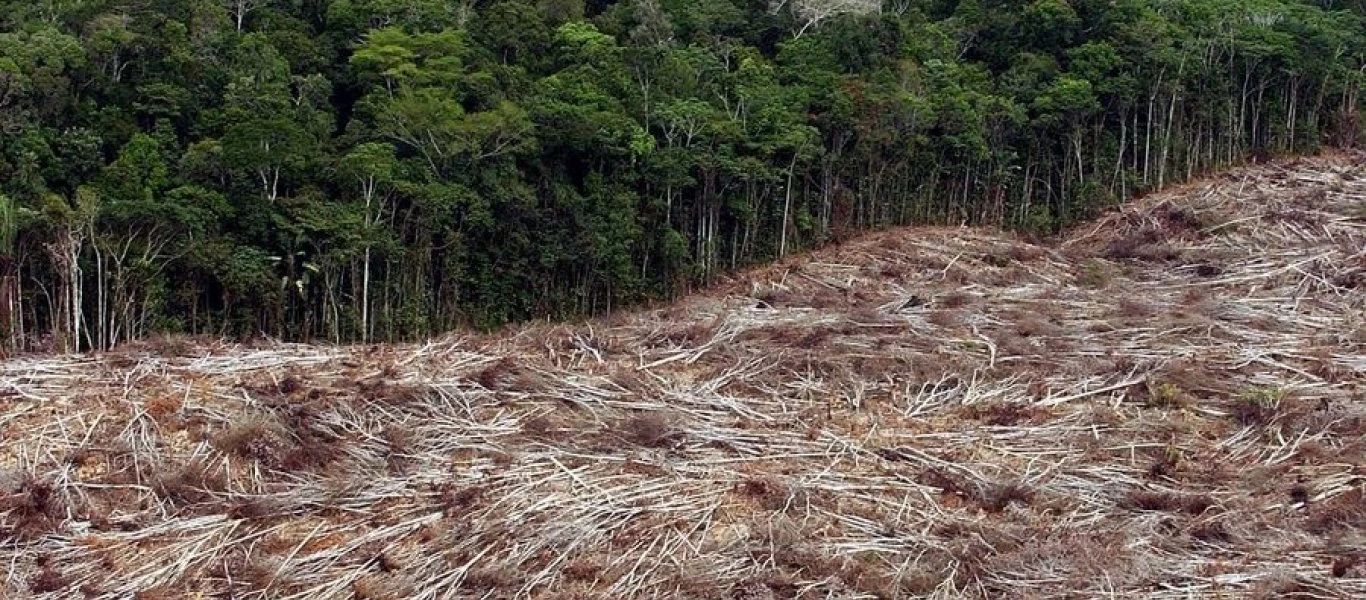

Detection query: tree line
xmin=1 ymin=0 xmax=1362 ymax=351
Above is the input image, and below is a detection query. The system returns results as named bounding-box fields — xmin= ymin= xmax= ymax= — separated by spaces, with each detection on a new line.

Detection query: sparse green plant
xmin=1145 ymin=381 xmax=1187 ymax=408
xmin=1077 ymin=259 xmax=1112 ymax=288
xmin=1233 ymin=386 xmax=1289 ymax=426
xmin=1149 ymin=442 xmax=1185 ymax=479
xmin=1163 ymin=443 xmax=1184 ymax=465
xmin=956 ymin=339 xmax=986 ymax=352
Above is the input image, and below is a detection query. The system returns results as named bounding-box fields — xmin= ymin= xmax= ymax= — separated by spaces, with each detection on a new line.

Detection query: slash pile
xmin=2 ymin=154 xmax=1364 ymax=599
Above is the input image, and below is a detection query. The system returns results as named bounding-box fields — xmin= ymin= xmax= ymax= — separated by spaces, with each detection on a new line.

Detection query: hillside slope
xmin=1 ymin=155 xmax=1364 ymax=599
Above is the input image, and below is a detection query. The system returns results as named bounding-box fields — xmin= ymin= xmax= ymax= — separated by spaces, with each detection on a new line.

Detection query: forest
xmin=0 ymin=0 xmax=1362 ymax=349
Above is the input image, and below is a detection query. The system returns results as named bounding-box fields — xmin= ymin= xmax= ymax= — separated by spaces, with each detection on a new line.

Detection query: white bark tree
xmin=769 ymin=0 xmax=880 ymax=39
xmin=224 ymin=0 xmax=264 ymax=32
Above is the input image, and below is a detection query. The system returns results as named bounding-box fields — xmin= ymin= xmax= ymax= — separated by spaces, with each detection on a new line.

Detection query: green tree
xmin=339 ymin=142 xmax=398 ymax=341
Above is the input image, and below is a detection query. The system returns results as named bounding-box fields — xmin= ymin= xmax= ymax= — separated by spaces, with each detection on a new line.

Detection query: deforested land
xmin=1 ymin=153 xmax=1363 ymax=599
xmin=1 ymin=0 xmax=1364 ymax=347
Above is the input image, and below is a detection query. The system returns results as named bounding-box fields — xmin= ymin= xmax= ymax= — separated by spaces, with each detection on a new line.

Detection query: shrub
xmin=1233 ymin=387 xmax=1289 ymax=426
xmin=1145 ymin=381 xmax=1187 ymax=408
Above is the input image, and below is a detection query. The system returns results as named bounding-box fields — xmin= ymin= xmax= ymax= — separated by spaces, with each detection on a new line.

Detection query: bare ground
xmin=2 ymin=154 xmax=1364 ymax=599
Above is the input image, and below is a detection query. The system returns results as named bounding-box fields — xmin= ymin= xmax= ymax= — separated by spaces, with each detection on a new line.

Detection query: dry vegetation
xmin=2 ymin=154 xmax=1364 ymax=599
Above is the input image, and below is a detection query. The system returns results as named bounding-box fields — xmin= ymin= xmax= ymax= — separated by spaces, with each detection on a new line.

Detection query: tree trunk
xmin=779 ymin=153 xmax=798 ymax=258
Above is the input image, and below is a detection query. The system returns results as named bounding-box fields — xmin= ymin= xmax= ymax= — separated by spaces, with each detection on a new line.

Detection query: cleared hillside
xmin=1 ymin=154 xmax=1364 ymax=599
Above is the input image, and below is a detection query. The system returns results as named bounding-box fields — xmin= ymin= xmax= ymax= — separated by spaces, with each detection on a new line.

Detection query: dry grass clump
xmin=619 ymin=413 xmax=681 ymax=448
xmin=1008 ymin=243 xmax=1046 ymax=262
xmin=979 ymin=481 xmax=1034 ymax=513
xmin=354 ymin=378 xmax=425 ymax=407
xmin=212 ymin=414 xmax=291 ymax=461
xmin=1105 ymin=227 xmax=1183 ymax=262
xmin=0 ymin=154 xmax=1363 ymax=598
xmin=1012 ymin=312 xmax=1064 ymax=338
xmin=462 ymin=566 xmax=520 ymax=592
xmin=1115 ymin=298 xmax=1156 ymax=318
xmin=28 ymin=563 xmax=70 ymax=594
xmin=1076 ymin=258 xmax=1112 ymax=288
xmin=980 ymin=251 xmax=1014 ymax=268
xmin=1305 ymin=488 xmax=1366 ymax=535
xmin=734 ymin=476 xmax=791 ymax=511
xmin=152 ymin=459 xmax=230 ymax=506
xmin=792 ymin=326 xmax=837 ymax=349
xmin=806 ymin=287 xmax=848 ymax=309
xmin=1121 ymin=489 xmax=1216 ymax=514
xmin=1248 ymin=573 xmax=1331 ymax=600
xmin=1156 ymin=203 xmax=1220 ymax=234
xmin=873 ymin=261 xmax=909 ymax=280
xmin=958 ymin=401 xmax=1051 ymax=426
xmin=1151 ymin=361 xmax=1231 ymax=400
xmin=1334 ymin=554 xmax=1363 ymax=578
xmin=753 ymin=286 xmax=800 ymax=308
xmin=938 ymin=291 xmax=974 ymax=308
xmin=378 ymin=424 xmax=416 ymax=474
xmin=1191 ymin=262 xmax=1225 ymax=278
xmin=927 ymin=309 xmax=963 ymax=328
xmin=352 ymin=575 xmax=411 ymax=600
xmin=1350 ymin=199 xmax=1366 ymax=221
xmin=657 ymin=316 xmax=725 ymax=346
xmin=475 ymin=356 xmax=520 ymax=389
xmin=907 ymin=467 xmax=1034 ymax=514
xmin=121 ymin=333 xmax=204 ymax=357
xmin=0 ymin=476 xmax=66 ymax=541
xmin=205 ymin=404 xmax=346 ymax=475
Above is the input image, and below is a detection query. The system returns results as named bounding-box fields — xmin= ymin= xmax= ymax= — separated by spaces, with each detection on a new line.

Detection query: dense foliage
xmin=1 ymin=0 xmax=1362 ymax=349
